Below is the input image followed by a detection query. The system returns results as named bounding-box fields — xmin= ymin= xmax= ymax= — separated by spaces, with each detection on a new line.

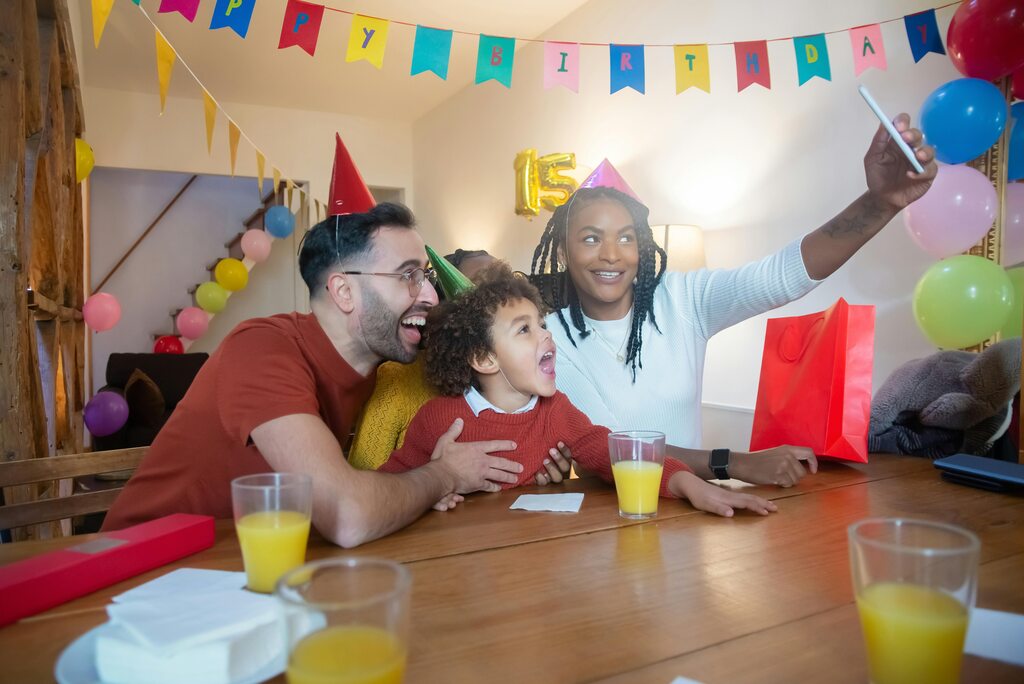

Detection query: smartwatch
xmin=709 ymin=448 xmax=730 ymax=480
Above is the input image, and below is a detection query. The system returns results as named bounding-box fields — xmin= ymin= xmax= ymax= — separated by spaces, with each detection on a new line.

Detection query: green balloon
xmin=196 ymin=281 xmax=230 ymax=314
xmin=913 ymin=255 xmax=1014 ymax=349
xmin=998 ymin=266 xmax=1024 ymax=340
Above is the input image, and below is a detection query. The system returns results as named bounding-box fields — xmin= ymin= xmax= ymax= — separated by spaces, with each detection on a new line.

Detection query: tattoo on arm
xmin=821 ymin=195 xmax=890 ymax=239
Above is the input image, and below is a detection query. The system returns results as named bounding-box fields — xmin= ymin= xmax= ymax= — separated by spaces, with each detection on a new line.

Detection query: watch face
xmin=710 ymin=449 xmax=729 ymax=468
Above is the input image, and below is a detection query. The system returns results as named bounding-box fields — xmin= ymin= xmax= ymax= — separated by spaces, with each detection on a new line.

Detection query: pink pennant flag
xmin=544 ymin=41 xmax=579 ymax=92
xmin=158 ymin=0 xmax=201 ymax=23
xmin=849 ymin=24 xmax=887 ymax=76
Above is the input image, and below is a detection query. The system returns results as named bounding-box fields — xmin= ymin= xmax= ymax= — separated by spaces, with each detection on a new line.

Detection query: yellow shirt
xmin=348 ymin=357 xmax=436 ymax=470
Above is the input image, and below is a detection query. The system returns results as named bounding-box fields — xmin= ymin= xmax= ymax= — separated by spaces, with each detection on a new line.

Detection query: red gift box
xmin=0 ymin=513 xmax=215 ymax=627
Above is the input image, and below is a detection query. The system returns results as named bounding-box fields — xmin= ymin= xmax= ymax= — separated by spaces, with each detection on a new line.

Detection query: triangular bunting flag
xmin=209 ymin=0 xmax=256 ymax=38
xmin=793 ymin=34 xmax=831 ymax=85
xmin=92 ymin=0 xmax=115 ymax=48
xmin=346 ymin=14 xmax=390 ymax=69
xmin=610 ymin=45 xmax=645 ymax=94
xmin=155 ymin=30 xmax=176 ymax=114
xmin=849 ymin=25 xmax=887 ymax=76
xmin=158 ymin=0 xmax=201 ymax=23
xmin=272 ymin=168 xmax=282 ymax=197
xmin=203 ymin=90 xmax=217 ymax=153
xmin=904 ymin=9 xmax=945 ymax=63
xmin=674 ymin=44 xmax=710 ymax=94
xmin=411 ymin=26 xmax=453 ymax=80
xmin=735 ymin=40 xmax=771 ymax=91
xmin=544 ymin=42 xmax=579 ymax=92
xmin=228 ymin=121 xmax=240 ymax=176
xmin=328 ymin=133 xmax=375 ymax=215
xmin=256 ymin=151 xmax=266 ymax=198
xmin=475 ymin=35 xmax=515 ymax=88
xmin=278 ymin=0 xmax=325 ymax=56
xmin=286 ymin=178 xmax=295 ymax=210
xmin=316 ymin=200 xmax=323 ymax=221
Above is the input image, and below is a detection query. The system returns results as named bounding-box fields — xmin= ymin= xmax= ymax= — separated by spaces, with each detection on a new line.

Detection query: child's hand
xmin=534 ymin=442 xmax=573 ymax=485
xmin=669 ymin=471 xmax=778 ymax=517
xmin=432 ymin=492 xmax=464 ymax=511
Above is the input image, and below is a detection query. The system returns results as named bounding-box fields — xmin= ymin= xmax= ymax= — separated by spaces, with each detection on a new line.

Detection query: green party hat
xmin=426 ymin=245 xmax=474 ymax=299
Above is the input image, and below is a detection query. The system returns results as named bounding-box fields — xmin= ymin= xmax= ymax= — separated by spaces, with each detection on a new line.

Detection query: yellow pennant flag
xmin=228 ymin=121 xmax=240 ymax=176
xmin=674 ymin=44 xmax=711 ymax=94
xmin=272 ymin=168 xmax=282 ymax=197
xmin=155 ymin=31 xmax=177 ymax=114
xmin=346 ymin=15 xmax=390 ymax=69
xmin=203 ymin=91 xmax=217 ymax=153
xmin=256 ymin=151 xmax=266 ymax=198
xmin=315 ymin=200 xmax=322 ymax=222
xmin=92 ymin=0 xmax=115 ymax=48
xmin=286 ymin=179 xmax=295 ymax=210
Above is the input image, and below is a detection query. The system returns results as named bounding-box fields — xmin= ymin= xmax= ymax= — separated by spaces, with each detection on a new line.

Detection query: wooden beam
xmin=26 ymin=288 xmax=80 ymax=321
xmin=0 ymin=448 xmax=147 ymax=487
xmin=21 ymin=0 xmax=42 ymax=138
xmin=0 ymin=488 xmax=123 ymax=530
xmin=36 ymin=0 xmax=82 ymax=134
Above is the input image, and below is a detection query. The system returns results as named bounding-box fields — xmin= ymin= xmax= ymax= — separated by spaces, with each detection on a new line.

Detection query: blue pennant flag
xmin=476 ymin=35 xmax=515 ymax=88
xmin=793 ymin=34 xmax=831 ymax=85
xmin=209 ymin=0 xmax=256 ymax=39
xmin=904 ymin=9 xmax=945 ymax=63
xmin=411 ymin=26 xmax=453 ymax=80
xmin=610 ymin=44 xmax=645 ymax=94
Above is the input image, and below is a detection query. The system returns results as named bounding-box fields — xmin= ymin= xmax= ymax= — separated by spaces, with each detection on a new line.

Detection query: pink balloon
xmin=1002 ymin=183 xmax=1024 ymax=268
xmin=176 ymin=306 xmax=209 ymax=340
xmin=241 ymin=229 xmax=272 ymax=263
xmin=83 ymin=293 xmax=121 ymax=331
xmin=904 ymin=165 xmax=997 ymax=259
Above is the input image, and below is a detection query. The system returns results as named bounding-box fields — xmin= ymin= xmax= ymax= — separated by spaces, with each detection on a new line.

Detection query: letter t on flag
xmin=347 ymin=14 xmax=390 ymax=68
xmin=673 ymin=44 xmax=710 ymax=94
xmin=849 ymin=24 xmax=886 ymax=76
xmin=544 ymin=42 xmax=579 ymax=92
xmin=278 ymin=0 xmax=325 ymax=56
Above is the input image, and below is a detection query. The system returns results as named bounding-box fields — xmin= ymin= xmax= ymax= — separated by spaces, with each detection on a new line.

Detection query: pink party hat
xmin=577 ymin=159 xmax=640 ymax=200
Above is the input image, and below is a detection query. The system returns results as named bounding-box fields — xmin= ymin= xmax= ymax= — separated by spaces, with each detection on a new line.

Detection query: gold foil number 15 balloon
xmin=514 ymin=149 xmax=578 ymax=216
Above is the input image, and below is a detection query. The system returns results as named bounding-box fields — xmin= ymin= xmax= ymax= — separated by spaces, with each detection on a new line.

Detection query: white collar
xmin=463 ymin=386 xmax=539 ymax=417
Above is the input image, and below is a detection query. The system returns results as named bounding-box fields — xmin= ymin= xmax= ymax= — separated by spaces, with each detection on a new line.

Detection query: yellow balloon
xmin=215 ymin=258 xmax=249 ymax=292
xmin=75 ymin=138 xmax=94 ymax=184
xmin=513 ymin=149 xmax=539 ymax=216
xmin=537 ymin=152 xmax=578 ymax=211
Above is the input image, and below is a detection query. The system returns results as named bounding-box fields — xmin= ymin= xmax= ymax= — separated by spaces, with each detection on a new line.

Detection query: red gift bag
xmin=750 ymin=298 xmax=875 ymax=462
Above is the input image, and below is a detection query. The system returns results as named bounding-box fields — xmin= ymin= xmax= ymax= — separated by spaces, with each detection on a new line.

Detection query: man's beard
xmin=358 ymin=285 xmax=417 ymax=364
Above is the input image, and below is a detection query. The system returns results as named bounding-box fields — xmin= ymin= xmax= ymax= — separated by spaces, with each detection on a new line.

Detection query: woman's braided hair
xmin=529 ymin=187 xmax=666 ymax=380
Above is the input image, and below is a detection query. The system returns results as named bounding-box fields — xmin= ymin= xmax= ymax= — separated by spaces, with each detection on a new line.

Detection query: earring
xmin=632 ymin=276 xmax=638 ymax=286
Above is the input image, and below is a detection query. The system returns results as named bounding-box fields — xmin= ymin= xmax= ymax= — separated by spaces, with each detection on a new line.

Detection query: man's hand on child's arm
xmin=534 ymin=441 xmax=573 ymax=485
xmin=667 ymin=471 xmax=778 ymax=518
xmin=429 ymin=418 xmax=523 ymax=493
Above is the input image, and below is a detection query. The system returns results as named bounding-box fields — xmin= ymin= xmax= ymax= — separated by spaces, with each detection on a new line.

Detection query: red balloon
xmin=153 ymin=335 xmax=184 ymax=354
xmin=947 ymin=0 xmax=1024 ymax=81
xmin=1014 ymin=66 xmax=1024 ymax=101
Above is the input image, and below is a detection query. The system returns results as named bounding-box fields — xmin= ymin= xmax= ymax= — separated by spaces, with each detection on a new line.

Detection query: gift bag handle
xmin=778 ymin=316 xmax=825 ymax=363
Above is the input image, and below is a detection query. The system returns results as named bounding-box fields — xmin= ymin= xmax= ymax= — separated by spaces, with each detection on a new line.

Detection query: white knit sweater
xmin=547 ymin=237 xmax=820 ymax=447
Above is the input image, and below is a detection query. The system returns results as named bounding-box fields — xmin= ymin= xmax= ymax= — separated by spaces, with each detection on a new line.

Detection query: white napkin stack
xmin=94 ymin=569 xmax=286 ymax=684
xmin=509 ymin=493 xmax=584 ymax=513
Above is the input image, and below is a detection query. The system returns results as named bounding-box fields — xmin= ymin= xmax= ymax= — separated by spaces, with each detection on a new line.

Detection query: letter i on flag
xmin=673 ymin=44 xmax=710 ymax=94
xmin=278 ymin=0 xmax=325 ymax=56
xmin=209 ymin=0 xmax=257 ymax=39
xmin=411 ymin=26 xmax=453 ymax=79
xmin=476 ymin=35 xmax=515 ymax=88
xmin=158 ymin=0 xmax=201 ymax=23
xmin=849 ymin=24 xmax=886 ymax=76
xmin=544 ymin=42 xmax=579 ymax=92
xmin=734 ymin=40 xmax=771 ymax=91
xmin=609 ymin=44 xmax=645 ymax=94
xmin=793 ymin=34 xmax=831 ymax=85
xmin=904 ymin=9 xmax=945 ymax=63
xmin=155 ymin=30 xmax=176 ymax=114
xmin=92 ymin=0 xmax=115 ymax=48
xmin=347 ymin=14 xmax=390 ymax=68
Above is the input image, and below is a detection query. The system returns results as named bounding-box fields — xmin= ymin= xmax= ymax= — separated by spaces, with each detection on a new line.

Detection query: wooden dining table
xmin=1 ymin=454 xmax=1022 ymax=683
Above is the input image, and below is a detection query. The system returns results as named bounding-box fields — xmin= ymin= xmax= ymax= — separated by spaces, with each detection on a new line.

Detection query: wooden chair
xmin=0 ymin=447 xmax=148 ymax=535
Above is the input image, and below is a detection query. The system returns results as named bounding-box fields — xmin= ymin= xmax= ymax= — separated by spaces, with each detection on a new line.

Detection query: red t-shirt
xmin=102 ymin=313 xmax=375 ymax=530
xmin=379 ymin=392 xmax=690 ymax=497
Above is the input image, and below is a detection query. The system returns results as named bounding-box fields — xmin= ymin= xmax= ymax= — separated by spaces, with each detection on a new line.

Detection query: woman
xmin=531 ymin=114 xmax=936 ymax=491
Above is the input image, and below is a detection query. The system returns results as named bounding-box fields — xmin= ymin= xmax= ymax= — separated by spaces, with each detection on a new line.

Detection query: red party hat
xmin=328 ymin=133 xmax=375 ymax=216
xmin=577 ymin=159 xmax=640 ymax=201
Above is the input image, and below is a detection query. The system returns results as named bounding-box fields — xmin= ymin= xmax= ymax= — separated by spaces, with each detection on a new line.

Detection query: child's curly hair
xmin=424 ymin=262 xmax=546 ymax=396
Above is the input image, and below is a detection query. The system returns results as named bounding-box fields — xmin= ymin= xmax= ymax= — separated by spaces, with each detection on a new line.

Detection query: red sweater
xmin=379 ymin=391 xmax=690 ymax=497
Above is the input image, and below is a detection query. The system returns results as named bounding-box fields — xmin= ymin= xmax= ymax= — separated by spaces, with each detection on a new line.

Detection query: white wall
xmin=412 ymin=0 xmax=963 ymax=449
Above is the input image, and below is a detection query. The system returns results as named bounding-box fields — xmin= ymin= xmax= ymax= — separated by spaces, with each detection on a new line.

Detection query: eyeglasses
xmin=342 ymin=267 xmax=438 ymax=297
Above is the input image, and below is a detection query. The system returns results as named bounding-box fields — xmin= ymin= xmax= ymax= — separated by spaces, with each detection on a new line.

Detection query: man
xmin=103 ymin=203 xmax=525 ymax=547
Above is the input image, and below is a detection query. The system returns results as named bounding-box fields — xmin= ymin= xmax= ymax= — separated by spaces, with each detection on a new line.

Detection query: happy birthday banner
xmin=93 ymin=0 xmax=959 ymax=95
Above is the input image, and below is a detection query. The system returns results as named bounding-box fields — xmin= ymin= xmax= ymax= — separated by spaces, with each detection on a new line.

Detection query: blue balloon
xmin=1009 ymin=102 xmax=1023 ymax=182
xmin=920 ymin=78 xmax=1007 ymax=164
xmin=265 ymin=205 xmax=295 ymax=238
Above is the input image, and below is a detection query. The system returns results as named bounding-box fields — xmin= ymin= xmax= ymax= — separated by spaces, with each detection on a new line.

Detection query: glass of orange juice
xmin=276 ymin=557 xmax=411 ymax=684
xmin=231 ymin=472 xmax=313 ymax=593
xmin=848 ymin=518 xmax=980 ymax=684
xmin=609 ymin=430 xmax=665 ymax=519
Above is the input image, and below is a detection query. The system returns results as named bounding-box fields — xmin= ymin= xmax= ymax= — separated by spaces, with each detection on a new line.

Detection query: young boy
xmin=380 ymin=263 xmax=778 ymax=517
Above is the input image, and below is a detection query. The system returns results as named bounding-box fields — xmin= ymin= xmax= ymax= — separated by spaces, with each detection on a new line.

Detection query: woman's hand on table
xmin=730 ymin=446 xmax=818 ymax=487
xmin=533 ymin=442 xmax=574 ymax=485
xmin=669 ymin=471 xmax=778 ymax=517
